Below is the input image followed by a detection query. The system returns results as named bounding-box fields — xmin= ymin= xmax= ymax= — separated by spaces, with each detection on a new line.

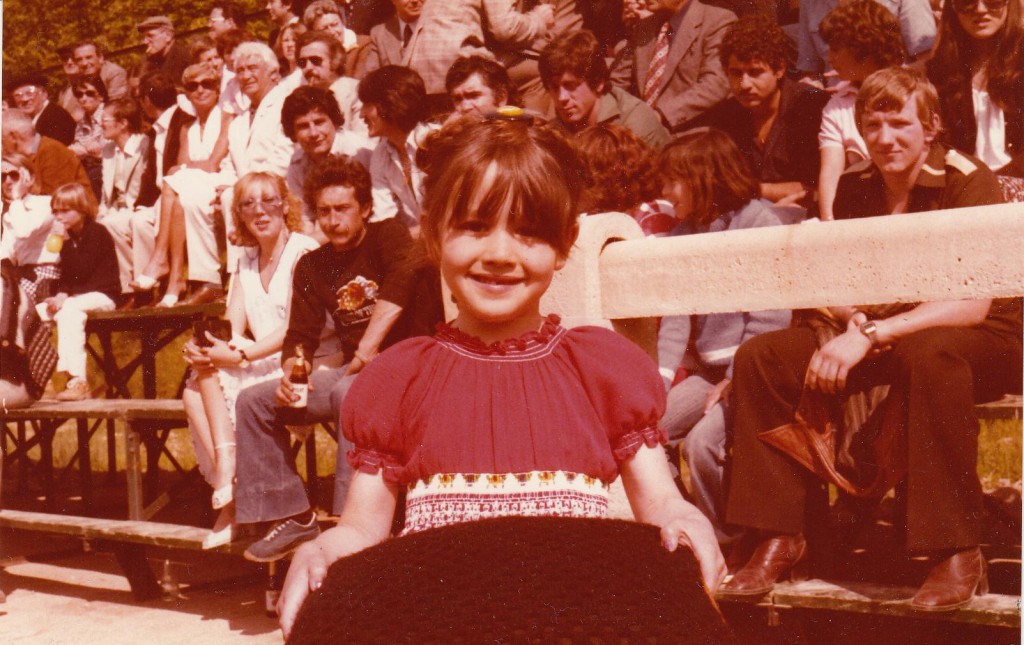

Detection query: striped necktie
xmin=643 ymin=21 xmax=672 ymax=106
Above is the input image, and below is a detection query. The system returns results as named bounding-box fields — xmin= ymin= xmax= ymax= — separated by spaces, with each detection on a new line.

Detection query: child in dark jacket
xmin=42 ymin=183 xmax=121 ymax=400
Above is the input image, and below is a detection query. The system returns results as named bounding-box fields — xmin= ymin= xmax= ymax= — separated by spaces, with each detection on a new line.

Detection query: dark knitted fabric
xmin=288 ymin=516 xmax=737 ymax=645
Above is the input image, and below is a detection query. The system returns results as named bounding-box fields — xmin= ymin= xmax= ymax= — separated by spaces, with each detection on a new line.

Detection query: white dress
xmin=214 ymin=233 xmax=320 ymax=425
xmin=164 ymin=104 xmax=225 ymax=202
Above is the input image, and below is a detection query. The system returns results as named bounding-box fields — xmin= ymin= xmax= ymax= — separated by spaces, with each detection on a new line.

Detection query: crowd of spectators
xmin=2 ymin=0 xmax=1021 ymax=629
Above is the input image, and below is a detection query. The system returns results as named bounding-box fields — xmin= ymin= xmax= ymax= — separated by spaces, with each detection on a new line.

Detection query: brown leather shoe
xmin=181 ymin=284 xmax=225 ymax=306
xmin=116 ymin=293 xmax=137 ymax=311
xmin=911 ymin=547 xmax=988 ymax=612
xmin=717 ymin=533 xmax=807 ymax=597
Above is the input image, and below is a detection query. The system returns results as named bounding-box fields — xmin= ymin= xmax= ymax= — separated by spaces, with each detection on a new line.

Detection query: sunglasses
xmin=238 ymin=197 xmax=283 ymax=213
xmin=952 ymin=0 xmax=1009 ymax=11
xmin=297 ymin=55 xmax=326 ymax=68
xmin=72 ymin=88 xmax=100 ymax=99
xmin=184 ymin=79 xmax=219 ymax=93
xmin=2 ymin=171 xmax=22 ymax=182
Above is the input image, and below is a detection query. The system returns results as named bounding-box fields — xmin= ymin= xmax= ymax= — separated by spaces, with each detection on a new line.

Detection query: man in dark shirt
xmin=720 ymin=68 xmax=1022 ymax=612
xmin=701 ymin=14 xmax=828 ymax=211
xmin=236 ymin=154 xmax=440 ymax=562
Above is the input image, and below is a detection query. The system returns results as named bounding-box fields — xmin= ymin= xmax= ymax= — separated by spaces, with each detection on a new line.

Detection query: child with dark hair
xmin=276 ymin=115 xmax=726 ymax=639
xmin=817 ymin=0 xmax=908 ymax=220
xmin=656 ymin=128 xmax=792 ymax=547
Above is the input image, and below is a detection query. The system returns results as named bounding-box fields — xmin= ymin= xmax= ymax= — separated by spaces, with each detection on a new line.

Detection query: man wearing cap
xmin=132 ymin=16 xmax=192 ymax=88
xmin=8 ymin=76 xmax=77 ymax=146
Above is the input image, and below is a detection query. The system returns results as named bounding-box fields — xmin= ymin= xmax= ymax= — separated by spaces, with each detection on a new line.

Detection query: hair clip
xmin=485 ymin=105 xmax=536 ymax=123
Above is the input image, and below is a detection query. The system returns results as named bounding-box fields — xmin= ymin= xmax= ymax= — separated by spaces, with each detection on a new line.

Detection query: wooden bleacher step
xmin=0 ymin=509 xmax=249 ymax=554
xmin=717 ymin=578 xmax=1020 ymax=629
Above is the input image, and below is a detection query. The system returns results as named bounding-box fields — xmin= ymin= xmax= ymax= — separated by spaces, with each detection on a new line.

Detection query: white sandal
xmin=156 ymin=293 xmax=179 ymax=307
xmin=131 ymin=274 xmax=159 ymax=290
xmin=211 ymin=442 xmax=236 ymax=510
xmin=202 ymin=522 xmax=235 ymax=550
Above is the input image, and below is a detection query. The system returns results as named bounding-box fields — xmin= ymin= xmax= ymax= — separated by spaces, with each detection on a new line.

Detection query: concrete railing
xmin=531 ymin=203 xmax=1024 ymax=354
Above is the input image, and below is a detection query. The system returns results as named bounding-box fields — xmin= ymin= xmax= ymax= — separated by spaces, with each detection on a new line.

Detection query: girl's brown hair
xmin=417 ymin=116 xmax=584 ymax=262
xmin=51 ymin=182 xmax=98 ymax=221
xmin=576 ymin=124 xmax=659 ymax=214
xmin=657 ymin=128 xmax=760 ymax=229
xmin=231 ymin=172 xmax=304 ymax=247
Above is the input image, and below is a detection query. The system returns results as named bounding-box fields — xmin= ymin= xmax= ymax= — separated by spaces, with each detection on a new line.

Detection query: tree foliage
xmin=3 ymin=0 xmax=267 ymax=85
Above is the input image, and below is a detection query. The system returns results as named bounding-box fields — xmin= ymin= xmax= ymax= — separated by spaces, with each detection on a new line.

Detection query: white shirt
xmin=329 ymin=76 xmax=370 ymax=137
xmin=152 ymin=104 xmax=180 ymax=184
xmin=972 ymin=86 xmax=1012 ymax=171
xmin=818 ymin=82 xmax=868 ymax=162
xmin=223 ymin=80 xmax=298 ymax=181
xmin=0 ymin=195 xmax=58 ymax=265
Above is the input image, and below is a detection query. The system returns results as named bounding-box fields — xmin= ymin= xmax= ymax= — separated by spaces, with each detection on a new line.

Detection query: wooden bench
xmin=0 ymin=508 xmax=252 ymax=600
xmin=2 ymin=399 xmax=189 ymax=519
xmin=976 ymin=394 xmax=1023 ymax=421
xmin=85 ymin=302 xmax=225 ymax=399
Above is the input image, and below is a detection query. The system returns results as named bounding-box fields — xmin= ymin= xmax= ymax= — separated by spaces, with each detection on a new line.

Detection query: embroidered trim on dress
xmin=435 ymin=314 xmax=563 ymax=358
xmin=402 ymin=470 xmax=610 ymax=535
xmin=612 ymin=425 xmax=667 ymax=462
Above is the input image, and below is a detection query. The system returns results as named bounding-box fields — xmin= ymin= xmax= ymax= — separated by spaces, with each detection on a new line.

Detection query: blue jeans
xmin=661 ymin=372 xmax=741 ymax=544
xmin=234 ymin=366 xmax=358 ymax=524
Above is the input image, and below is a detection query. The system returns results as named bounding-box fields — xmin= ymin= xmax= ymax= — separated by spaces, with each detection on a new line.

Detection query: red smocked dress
xmin=341 ymin=315 xmax=668 ymax=535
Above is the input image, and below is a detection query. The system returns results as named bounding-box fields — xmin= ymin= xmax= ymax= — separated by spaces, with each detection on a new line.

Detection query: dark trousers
xmin=725 ymin=324 xmax=1022 ymax=551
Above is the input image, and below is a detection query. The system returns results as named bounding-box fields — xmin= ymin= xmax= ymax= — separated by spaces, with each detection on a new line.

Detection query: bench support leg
xmin=109 ymin=542 xmax=161 ymax=601
xmin=125 ymin=427 xmax=143 ymax=520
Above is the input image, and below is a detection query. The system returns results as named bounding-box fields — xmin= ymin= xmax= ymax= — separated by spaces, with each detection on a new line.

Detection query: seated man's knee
xmin=891 ymin=328 xmax=967 ymax=377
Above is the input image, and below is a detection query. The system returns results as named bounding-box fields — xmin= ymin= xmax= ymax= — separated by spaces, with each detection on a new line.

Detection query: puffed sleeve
xmin=561 ymin=326 xmax=668 ymax=463
xmin=341 ymin=336 xmax=433 ymax=483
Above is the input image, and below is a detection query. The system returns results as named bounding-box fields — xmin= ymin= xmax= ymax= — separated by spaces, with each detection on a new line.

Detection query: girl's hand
xmin=703 ymin=378 xmax=731 ymax=415
xmin=278 ymin=539 xmax=330 ymax=639
xmin=203 ymin=333 xmax=240 ymax=368
xmin=660 ymin=510 xmax=727 ymax=594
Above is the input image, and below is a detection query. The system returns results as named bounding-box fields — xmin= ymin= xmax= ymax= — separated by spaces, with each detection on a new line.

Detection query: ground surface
xmin=1 ymin=529 xmax=282 ymax=645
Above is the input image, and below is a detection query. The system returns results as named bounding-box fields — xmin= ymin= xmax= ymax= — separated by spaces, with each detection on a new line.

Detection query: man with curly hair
xmin=702 ymin=14 xmax=829 ymax=214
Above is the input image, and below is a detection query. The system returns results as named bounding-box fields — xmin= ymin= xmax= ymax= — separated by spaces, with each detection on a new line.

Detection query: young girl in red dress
xmin=277 ymin=115 xmax=726 ymax=636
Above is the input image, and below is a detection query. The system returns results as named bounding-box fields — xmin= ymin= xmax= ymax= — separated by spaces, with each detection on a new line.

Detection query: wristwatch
xmin=858 ymin=320 xmax=880 ymax=347
xmin=238 ymin=349 xmax=251 ymax=369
